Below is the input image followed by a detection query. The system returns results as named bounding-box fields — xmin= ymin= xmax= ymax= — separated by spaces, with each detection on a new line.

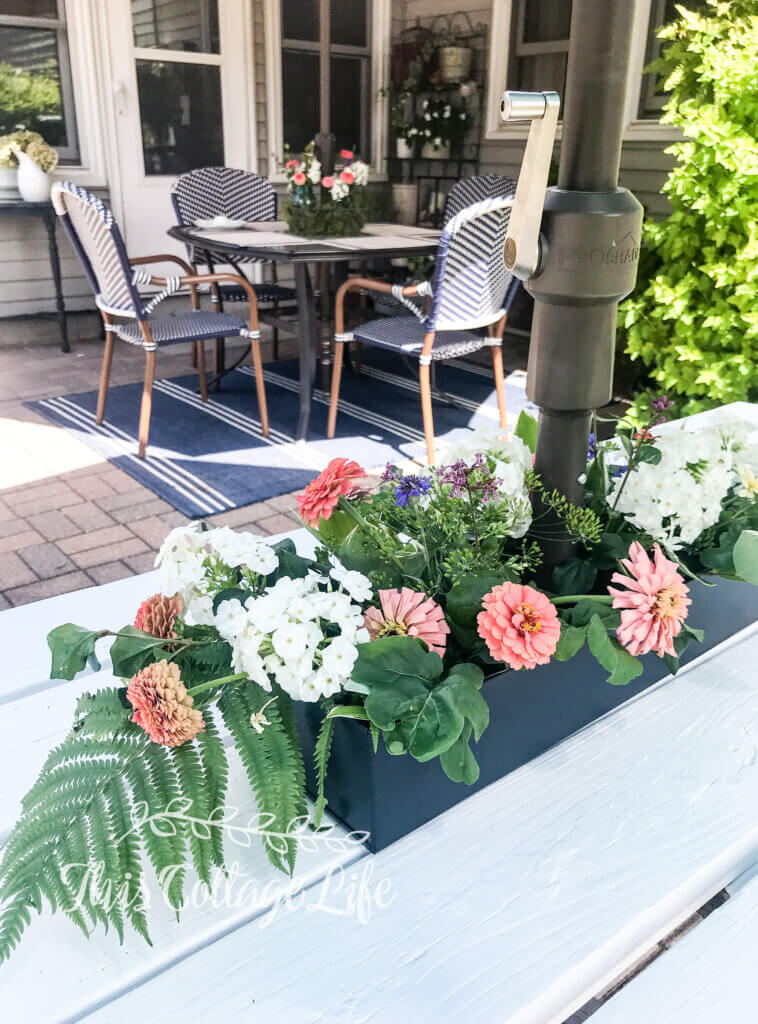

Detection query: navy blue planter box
xmin=295 ymin=578 xmax=758 ymax=852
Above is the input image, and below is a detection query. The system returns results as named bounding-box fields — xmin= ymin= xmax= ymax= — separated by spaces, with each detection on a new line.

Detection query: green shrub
xmin=620 ymin=0 xmax=758 ymax=415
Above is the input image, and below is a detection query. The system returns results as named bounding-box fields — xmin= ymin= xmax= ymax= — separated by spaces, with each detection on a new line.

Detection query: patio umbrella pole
xmin=520 ymin=0 xmax=643 ymax=566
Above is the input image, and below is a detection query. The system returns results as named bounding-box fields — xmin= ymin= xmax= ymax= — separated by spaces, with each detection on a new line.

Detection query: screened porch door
xmin=104 ymin=0 xmax=254 ymax=260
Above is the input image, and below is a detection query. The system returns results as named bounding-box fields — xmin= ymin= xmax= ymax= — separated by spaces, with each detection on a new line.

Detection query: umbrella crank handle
xmin=499 ymin=90 xmax=560 ymax=281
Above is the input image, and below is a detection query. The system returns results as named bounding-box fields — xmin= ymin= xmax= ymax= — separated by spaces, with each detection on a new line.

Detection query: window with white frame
xmin=506 ymin=0 xmax=571 ymax=113
xmin=0 ymin=0 xmax=79 ymax=162
xmin=280 ymin=0 xmax=372 ymax=158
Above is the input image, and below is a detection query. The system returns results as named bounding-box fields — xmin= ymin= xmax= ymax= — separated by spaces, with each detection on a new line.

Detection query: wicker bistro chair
xmin=171 ymin=168 xmax=296 ymax=360
xmin=51 ymin=181 xmax=268 ymax=459
xmin=442 ymin=173 xmax=516 ymax=222
xmin=327 ymin=196 xmax=517 ymax=465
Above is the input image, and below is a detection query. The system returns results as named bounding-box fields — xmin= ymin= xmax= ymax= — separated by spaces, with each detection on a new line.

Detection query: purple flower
xmin=610 ymin=463 xmax=627 ymax=479
xmin=381 ymin=462 xmax=401 ymax=482
xmin=587 ymin=432 xmax=597 ymax=459
xmin=437 ymin=460 xmax=468 ymax=497
xmin=393 ymin=474 xmax=432 ymax=507
xmin=651 ymin=395 xmax=674 ymax=413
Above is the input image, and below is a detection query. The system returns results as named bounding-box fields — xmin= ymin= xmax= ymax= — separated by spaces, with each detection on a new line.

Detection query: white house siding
xmin=0 ymin=187 xmax=107 ymax=320
xmin=396 ymin=0 xmax=675 ymax=217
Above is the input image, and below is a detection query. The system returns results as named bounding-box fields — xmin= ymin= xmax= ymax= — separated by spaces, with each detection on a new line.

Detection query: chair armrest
xmin=145 ymin=271 xmax=259 ymax=331
xmin=334 ymin=276 xmax=430 ymax=335
xmin=129 ymin=253 xmax=195 ymax=276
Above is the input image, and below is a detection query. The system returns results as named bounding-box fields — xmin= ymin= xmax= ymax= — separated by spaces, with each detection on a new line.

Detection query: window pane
xmin=282 ymin=0 xmax=319 ymax=42
xmin=0 ymin=0 xmax=58 ymax=15
xmin=638 ymin=0 xmax=707 ymax=118
xmin=511 ymin=54 xmax=567 ymax=112
xmin=330 ymin=0 xmax=367 ymax=47
xmin=0 ymin=25 xmax=74 ymax=152
xmin=330 ymin=55 xmax=364 ymax=156
xmin=132 ymin=0 xmax=219 ymax=53
xmin=136 ymin=60 xmax=223 ymax=174
xmin=281 ymin=50 xmax=319 ymax=151
xmin=522 ymin=0 xmax=572 ymax=43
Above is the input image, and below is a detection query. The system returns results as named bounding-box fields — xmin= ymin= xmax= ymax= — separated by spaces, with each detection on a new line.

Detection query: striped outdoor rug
xmin=28 ymin=351 xmax=536 ymax=518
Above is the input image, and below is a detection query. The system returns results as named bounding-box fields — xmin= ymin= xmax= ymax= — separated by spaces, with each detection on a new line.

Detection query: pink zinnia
xmin=322 ymin=175 xmax=334 ymax=188
xmin=292 ymin=171 xmax=306 ymax=185
xmin=296 ymin=457 xmax=366 ymax=526
xmin=340 ymin=169 xmax=355 ymax=185
xmin=285 ymin=159 xmax=299 ymax=169
xmin=364 ymin=588 xmax=450 ymax=657
xmin=127 ymin=659 xmax=205 ymax=747
xmin=340 ymin=149 xmax=354 ymax=160
xmin=477 ymin=582 xmax=560 ymax=670
xmin=134 ymin=593 xmax=182 ymax=638
xmin=609 ymin=542 xmax=690 ymax=658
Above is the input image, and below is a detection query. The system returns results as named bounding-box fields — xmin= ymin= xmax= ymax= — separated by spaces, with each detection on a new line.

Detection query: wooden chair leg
xmin=137 ymin=349 xmax=156 ymax=459
xmin=327 ymin=341 xmax=345 ymax=438
xmin=190 ymin=342 xmax=198 ymax=368
xmin=96 ymin=331 xmax=114 ymax=425
xmin=250 ymin=338 xmax=269 ymax=436
xmin=196 ymin=341 xmax=208 ymax=402
xmin=491 ymin=344 xmax=508 ymax=430
xmin=419 ymin=361 xmax=436 ymax=465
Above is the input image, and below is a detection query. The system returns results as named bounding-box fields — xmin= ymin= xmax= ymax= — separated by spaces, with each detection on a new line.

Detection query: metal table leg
xmin=44 ymin=208 xmax=69 ymax=352
xmin=295 ymin=262 xmax=317 ymax=441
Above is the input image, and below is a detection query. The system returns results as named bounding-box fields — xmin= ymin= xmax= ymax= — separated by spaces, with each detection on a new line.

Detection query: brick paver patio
xmin=0 ymin=312 xmax=530 ymax=609
xmin=0 ymin=317 xmax=303 ymax=608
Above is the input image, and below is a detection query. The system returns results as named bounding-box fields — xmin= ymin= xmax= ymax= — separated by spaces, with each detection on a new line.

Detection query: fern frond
xmin=219 ymin=683 xmax=306 ymax=875
xmin=170 ymin=741 xmax=213 ymax=889
xmin=0 ymin=684 xmax=231 ymax=963
xmin=196 ymin=714 xmax=229 ymax=872
xmin=313 ymin=713 xmax=335 ymax=829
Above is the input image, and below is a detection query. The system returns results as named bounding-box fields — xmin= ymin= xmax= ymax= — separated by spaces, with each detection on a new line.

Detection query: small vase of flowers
xmin=281 ymin=142 xmax=370 ymax=238
xmin=0 ymin=129 xmax=57 ymax=199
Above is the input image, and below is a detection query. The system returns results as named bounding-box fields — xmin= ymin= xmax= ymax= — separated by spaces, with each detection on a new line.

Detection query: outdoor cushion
xmin=352 ymin=315 xmax=492 ymax=361
xmin=114 ymin=311 xmax=248 ymax=347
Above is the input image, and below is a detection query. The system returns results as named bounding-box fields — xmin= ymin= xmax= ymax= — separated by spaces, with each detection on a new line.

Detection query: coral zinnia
xmin=127 ymin=659 xmax=205 ymax=747
xmin=609 ymin=541 xmax=690 ymax=658
xmin=134 ymin=593 xmax=183 ymax=638
xmin=477 ymin=582 xmax=560 ymax=670
xmin=296 ymin=457 xmax=366 ymax=526
xmin=364 ymin=588 xmax=450 ymax=657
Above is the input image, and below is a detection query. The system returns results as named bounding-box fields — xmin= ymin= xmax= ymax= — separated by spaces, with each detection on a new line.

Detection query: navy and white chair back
xmin=442 ymin=173 xmax=516 ymax=223
xmin=171 ymin=167 xmax=277 ymax=265
xmin=51 ymin=181 xmax=145 ymax=319
xmin=427 ymin=195 xmax=514 ymax=333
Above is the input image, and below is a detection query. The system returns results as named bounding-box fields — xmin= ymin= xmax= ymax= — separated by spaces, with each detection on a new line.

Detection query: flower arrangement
xmin=1 ymin=408 xmax=756 ymax=962
xmin=280 ymin=142 xmax=370 ymax=237
xmin=0 ymin=129 xmax=57 ymax=170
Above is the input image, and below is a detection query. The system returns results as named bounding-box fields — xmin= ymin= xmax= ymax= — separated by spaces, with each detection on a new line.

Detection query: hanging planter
xmin=438 ymin=45 xmax=472 ymax=84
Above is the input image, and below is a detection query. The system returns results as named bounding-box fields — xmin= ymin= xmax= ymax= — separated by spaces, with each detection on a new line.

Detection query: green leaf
xmin=552 ymin=557 xmax=597 ymax=596
xmin=212 ymin=587 xmax=248 ymax=614
xmin=586 ymin=614 xmax=643 ymax=686
xmin=733 ymin=530 xmax=758 ymax=584
xmin=554 ymin=624 xmax=586 ymax=662
xmin=590 ymin=532 xmax=632 ymax=571
xmin=316 ymin=509 xmax=360 ymax=550
xmin=358 ymin=637 xmax=487 ymax=763
xmin=439 ymin=723 xmax=480 ymax=784
xmin=47 ymin=624 xmax=108 ymax=680
xmin=637 ymin=444 xmax=662 ymax=465
xmin=312 ymin=713 xmax=334 ymax=829
xmin=110 ymin=626 xmax=170 ymax=679
xmin=514 ymin=410 xmax=538 ymax=453
xmin=565 ymin=600 xmax=620 ymax=630
xmin=445 ymin=574 xmax=514 ymax=636
xmin=700 ymin=527 xmax=740 ymax=572
xmin=268 ymin=538 xmax=312 ymax=582
xmin=327 ymin=705 xmax=370 ymax=721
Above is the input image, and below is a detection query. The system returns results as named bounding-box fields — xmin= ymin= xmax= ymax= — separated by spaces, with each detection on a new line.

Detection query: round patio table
xmin=168 ymin=224 xmax=440 ymax=440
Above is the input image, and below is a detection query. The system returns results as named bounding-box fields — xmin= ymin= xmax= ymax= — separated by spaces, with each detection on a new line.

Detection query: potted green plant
xmin=437 ymin=23 xmax=473 ymax=84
